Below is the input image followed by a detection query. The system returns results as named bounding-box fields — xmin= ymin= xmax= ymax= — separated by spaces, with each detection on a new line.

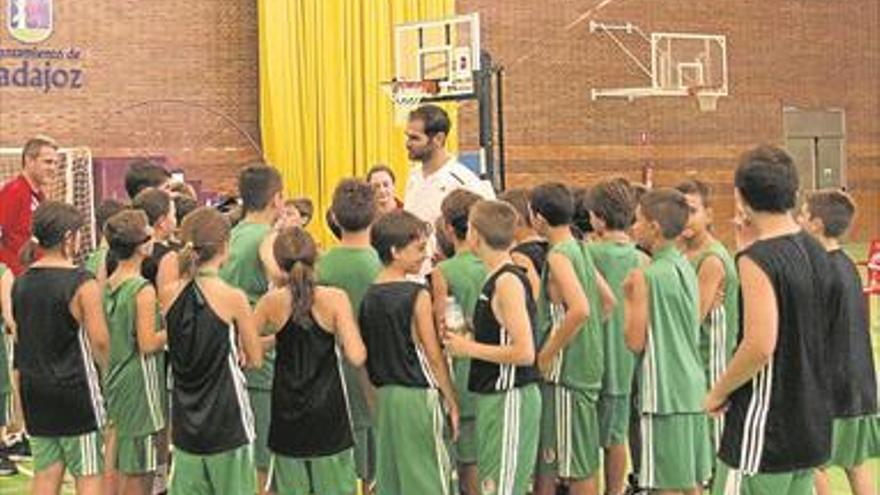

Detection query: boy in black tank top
xmin=254 ymin=227 xmax=367 ymax=495
xmin=158 ymin=207 xmax=264 ymax=495
xmin=499 ymin=188 xmax=548 ymax=299
xmin=360 ymin=210 xmax=459 ymax=495
xmin=12 ymin=201 xmax=110 ymax=494
xmin=706 ymin=146 xmax=841 ymax=495
xmin=800 ymin=190 xmax=878 ymax=495
xmin=444 ymin=200 xmax=541 ymax=495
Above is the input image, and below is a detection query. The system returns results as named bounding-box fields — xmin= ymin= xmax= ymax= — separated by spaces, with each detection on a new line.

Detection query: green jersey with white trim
xmin=640 ymin=245 xmax=705 ymax=414
xmin=691 ymin=240 xmax=739 ymax=390
xmin=104 ymin=276 xmax=166 ymax=436
xmin=539 ymin=239 xmax=604 ymax=399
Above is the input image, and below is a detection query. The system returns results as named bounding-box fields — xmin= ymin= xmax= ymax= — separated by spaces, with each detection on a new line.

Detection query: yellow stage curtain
xmin=259 ymin=0 xmax=458 ymax=244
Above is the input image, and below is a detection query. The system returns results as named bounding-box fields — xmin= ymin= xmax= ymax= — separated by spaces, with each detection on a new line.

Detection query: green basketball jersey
xmin=103 ymin=276 xmax=166 ymax=436
xmin=220 ymin=221 xmax=274 ymax=390
xmin=641 ymin=245 xmax=705 ymax=414
xmin=438 ymin=250 xmax=487 ymax=420
xmin=588 ymin=241 xmax=642 ymax=397
xmin=539 ymin=239 xmax=604 ymax=399
xmin=316 ymin=245 xmax=382 ymax=430
xmin=438 ymin=251 xmax=486 ymax=320
xmin=316 ymin=246 xmax=382 ymax=314
xmin=0 ymin=263 xmax=9 ymax=395
xmin=84 ymin=246 xmax=108 ymax=277
xmin=692 ymin=240 xmax=740 ymax=388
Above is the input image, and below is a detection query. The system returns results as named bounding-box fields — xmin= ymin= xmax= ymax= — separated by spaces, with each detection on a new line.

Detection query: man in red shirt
xmin=0 ymin=137 xmax=57 ymax=275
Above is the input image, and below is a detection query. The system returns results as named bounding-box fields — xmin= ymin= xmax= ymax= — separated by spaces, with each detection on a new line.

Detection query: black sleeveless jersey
xmin=166 ymin=281 xmax=254 ymax=454
xmin=469 ymin=264 xmax=541 ymax=393
xmin=512 ymin=240 xmax=549 ymax=277
xmin=827 ymin=249 xmax=877 ymax=417
xmin=269 ymin=312 xmax=353 ymax=457
xmin=12 ymin=267 xmax=105 ymax=436
xmin=359 ymin=282 xmax=437 ymax=388
xmin=719 ymin=232 xmax=838 ymax=473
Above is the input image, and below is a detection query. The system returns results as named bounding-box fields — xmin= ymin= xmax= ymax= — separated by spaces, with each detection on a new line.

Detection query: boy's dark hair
xmin=675 ymin=179 xmax=713 ymax=208
xmin=325 ymin=208 xmax=342 ymax=241
xmin=435 ymin=217 xmax=456 ymax=259
xmin=238 ymin=163 xmax=283 ymax=213
xmin=441 ymin=189 xmax=482 ymax=241
xmin=572 ymin=187 xmax=593 ymax=236
xmin=498 ymin=188 xmax=532 ymax=228
xmin=132 ymin=188 xmax=172 ymax=227
xmin=21 ymin=201 xmax=83 ymax=265
xmin=105 ymin=210 xmax=151 ymax=260
xmin=332 ymin=179 xmax=376 ymax=232
xmin=95 ymin=199 xmax=126 ymax=236
xmin=530 ymin=183 xmax=574 ymax=227
xmin=366 ymin=164 xmax=396 ymax=184
xmin=470 ymin=200 xmax=517 ymax=250
xmin=805 ymin=189 xmax=856 ymax=238
xmin=640 ymin=188 xmax=690 ymax=240
xmin=735 ymin=145 xmax=799 ymax=213
xmin=631 ymin=183 xmax=649 ymax=203
xmin=370 ymin=210 xmax=429 ymax=265
xmin=174 ymin=195 xmax=199 ymax=227
xmin=124 ymin=159 xmax=170 ymax=199
xmin=590 ymin=177 xmax=636 ymax=231
xmin=409 ymin=104 xmax=451 ymax=137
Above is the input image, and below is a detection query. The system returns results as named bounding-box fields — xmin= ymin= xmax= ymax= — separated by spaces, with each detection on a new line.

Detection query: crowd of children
xmin=0 ymin=121 xmax=877 ymax=495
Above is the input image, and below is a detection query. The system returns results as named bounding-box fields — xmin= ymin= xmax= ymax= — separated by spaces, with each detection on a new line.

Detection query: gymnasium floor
xmin=3 ymin=245 xmax=878 ymax=494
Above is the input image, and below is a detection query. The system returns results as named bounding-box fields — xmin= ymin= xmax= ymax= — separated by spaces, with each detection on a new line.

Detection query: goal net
xmin=0 ymin=147 xmax=97 ymax=261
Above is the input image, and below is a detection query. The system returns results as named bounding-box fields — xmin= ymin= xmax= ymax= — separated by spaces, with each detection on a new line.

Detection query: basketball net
xmin=381 ymin=81 xmax=437 ymax=124
xmin=688 ymin=85 xmax=720 ymax=112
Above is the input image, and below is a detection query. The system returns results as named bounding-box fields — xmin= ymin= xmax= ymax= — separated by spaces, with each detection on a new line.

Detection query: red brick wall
xmin=0 ymin=0 xmax=260 ymax=195
xmin=457 ymin=0 xmax=880 ymax=245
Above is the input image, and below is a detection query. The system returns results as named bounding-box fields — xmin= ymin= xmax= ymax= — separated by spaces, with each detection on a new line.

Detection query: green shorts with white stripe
xmin=267 ymin=448 xmax=357 ymax=495
xmin=374 ymin=386 xmax=453 ymax=495
xmin=712 ymin=461 xmax=814 ymax=495
xmin=32 ymin=430 xmax=104 ymax=478
xmin=116 ymin=431 xmax=161 ymax=475
xmin=639 ymin=413 xmax=712 ymax=491
xmin=475 ymin=384 xmax=541 ymax=495
xmin=535 ymin=384 xmax=601 ymax=480
xmin=169 ymin=443 xmax=255 ymax=494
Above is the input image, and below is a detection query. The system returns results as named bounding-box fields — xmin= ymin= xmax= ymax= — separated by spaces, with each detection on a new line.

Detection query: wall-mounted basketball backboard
xmin=589 ymin=21 xmax=728 ymax=110
xmin=392 ymin=13 xmax=481 ymax=99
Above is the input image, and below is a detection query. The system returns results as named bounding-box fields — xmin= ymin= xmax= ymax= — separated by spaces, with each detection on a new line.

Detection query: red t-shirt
xmin=0 ymin=175 xmax=43 ymax=275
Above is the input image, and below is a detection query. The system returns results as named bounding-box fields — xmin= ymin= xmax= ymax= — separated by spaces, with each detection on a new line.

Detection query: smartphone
xmin=171 ymin=171 xmax=185 ymax=184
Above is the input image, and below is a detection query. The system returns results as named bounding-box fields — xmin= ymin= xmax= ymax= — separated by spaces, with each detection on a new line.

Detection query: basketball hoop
xmin=381 ymin=80 xmax=439 ymax=124
xmin=689 ymin=85 xmax=720 ymax=112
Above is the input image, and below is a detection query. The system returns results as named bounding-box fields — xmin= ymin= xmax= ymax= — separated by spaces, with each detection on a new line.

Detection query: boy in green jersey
xmin=316 ymin=179 xmax=382 ymax=488
xmin=431 ymin=189 xmax=486 ymax=495
xmin=102 ymin=210 xmax=168 ymax=495
xmin=84 ymin=199 xmax=126 ymax=284
xmin=530 ymin=183 xmax=606 ymax=495
xmin=587 ymin=178 xmax=647 ymax=495
xmin=625 ymin=189 xmax=711 ymax=495
xmin=219 ymin=164 xmax=285 ymax=494
xmin=675 ymin=180 xmax=739 ymax=451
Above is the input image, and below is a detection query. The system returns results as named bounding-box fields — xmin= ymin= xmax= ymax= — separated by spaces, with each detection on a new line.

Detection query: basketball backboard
xmin=590 ymin=21 xmax=728 ymax=109
xmin=393 ymin=13 xmax=481 ymax=98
